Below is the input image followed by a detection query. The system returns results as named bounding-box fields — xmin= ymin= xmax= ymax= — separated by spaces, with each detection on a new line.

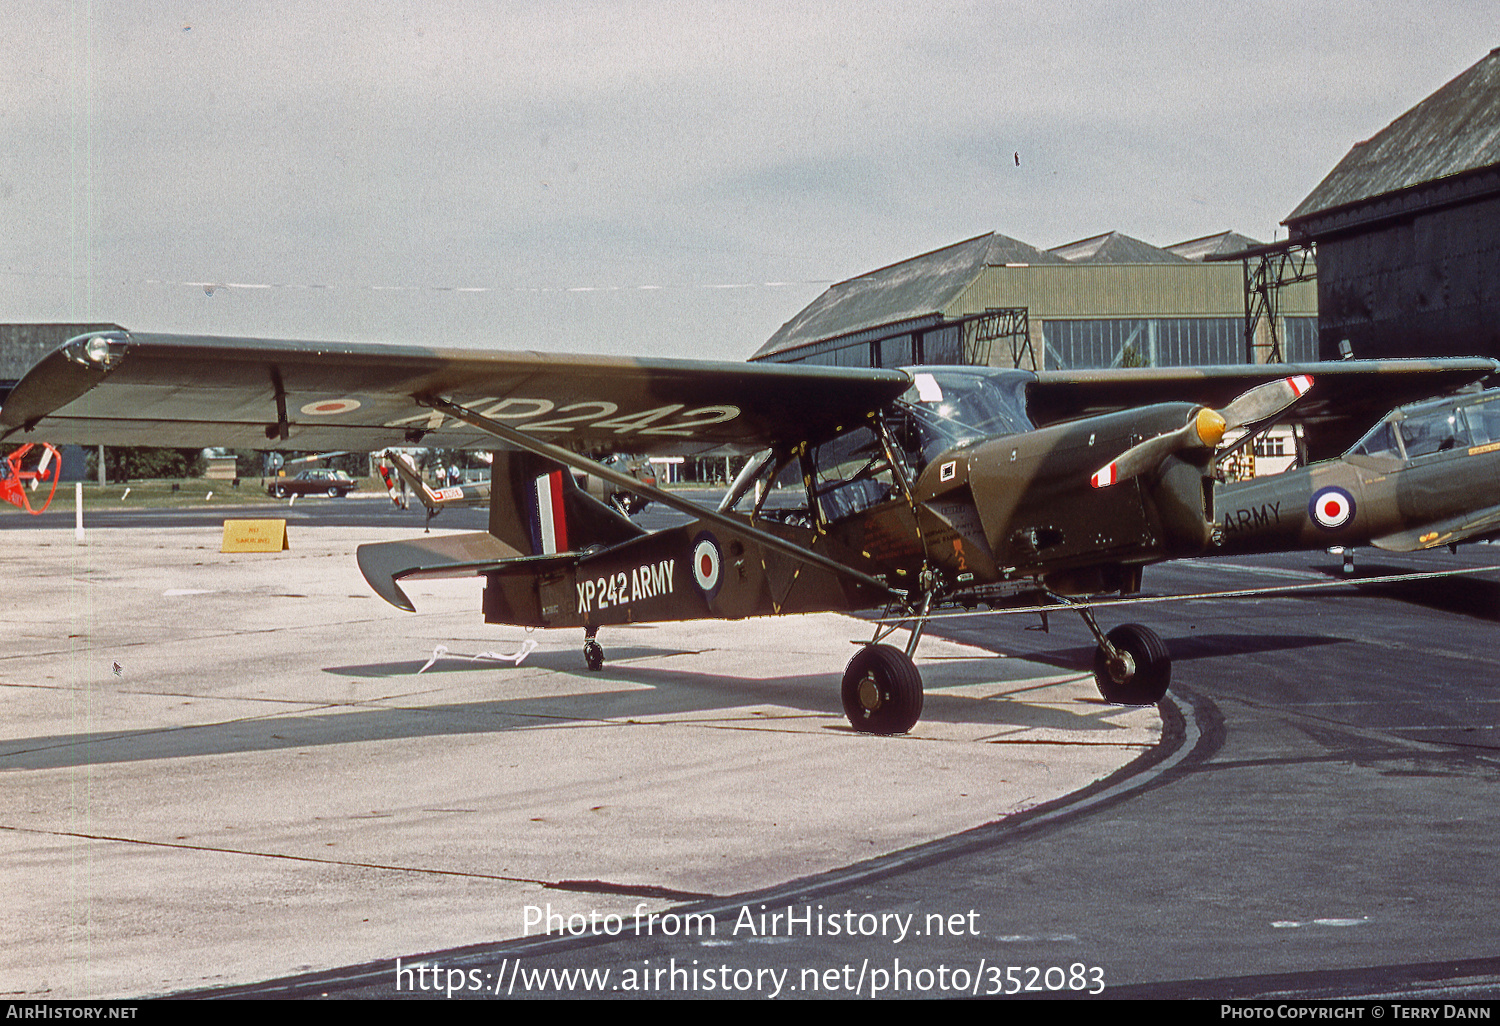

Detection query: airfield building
xmin=750 ymin=230 xmax=1317 ymax=372
xmin=1284 ymin=47 xmax=1500 ymax=362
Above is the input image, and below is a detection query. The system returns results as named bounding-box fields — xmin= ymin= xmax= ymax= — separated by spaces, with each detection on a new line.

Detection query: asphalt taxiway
xmin=0 ymin=518 xmax=1158 ymax=998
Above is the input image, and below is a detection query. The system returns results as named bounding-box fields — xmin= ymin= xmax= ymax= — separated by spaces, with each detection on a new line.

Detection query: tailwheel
xmin=583 ymin=625 xmax=604 ymax=671
xmin=841 ymin=644 xmax=923 ymax=735
xmin=1092 ymin=623 xmax=1170 ymax=705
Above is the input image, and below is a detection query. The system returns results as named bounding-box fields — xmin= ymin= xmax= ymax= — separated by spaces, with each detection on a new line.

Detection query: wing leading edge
xmin=0 ymin=331 xmax=912 ymax=455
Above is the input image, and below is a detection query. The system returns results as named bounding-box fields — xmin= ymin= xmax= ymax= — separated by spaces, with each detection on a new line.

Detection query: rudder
xmin=488 ymin=450 xmax=645 ymax=555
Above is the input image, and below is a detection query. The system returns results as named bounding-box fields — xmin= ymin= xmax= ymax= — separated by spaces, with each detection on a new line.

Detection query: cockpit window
xmin=809 ymin=425 xmax=899 ymax=524
xmin=1465 ymin=396 xmax=1500 ymax=444
xmin=889 ymin=367 xmax=1033 ymax=474
xmin=1399 ymin=406 xmax=1470 ymax=458
xmin=1350 ymin=420 xmax=1401 ymax=460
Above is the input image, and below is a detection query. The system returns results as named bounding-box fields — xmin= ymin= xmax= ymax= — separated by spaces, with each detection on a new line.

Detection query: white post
xmin=74 ymin=482 xmax=85 ymax=543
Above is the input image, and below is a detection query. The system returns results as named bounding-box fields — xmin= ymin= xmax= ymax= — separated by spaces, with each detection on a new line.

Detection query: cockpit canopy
xmin=1349 ymin=388 xmax=1500 ymax=462
xmin=721 ymin=366 xmax=1036 ymax=527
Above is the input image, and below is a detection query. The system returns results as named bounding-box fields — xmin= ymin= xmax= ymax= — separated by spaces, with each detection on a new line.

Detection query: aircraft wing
xmin=0 ymin=331 xmax=911 ymax=455
xmin=1030 ymin=359 xmax=1500 ymax=461
xmin=1371 ymin=501 xmax=1500 ymax=553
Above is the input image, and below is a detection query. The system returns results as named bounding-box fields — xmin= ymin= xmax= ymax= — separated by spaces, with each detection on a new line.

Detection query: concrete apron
xmin=0 ymin=525 xmax=1159 ymax=998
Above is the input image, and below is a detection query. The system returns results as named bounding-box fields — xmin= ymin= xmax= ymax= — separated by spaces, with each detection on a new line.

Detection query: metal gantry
xmin=1239 ymin=240 xmax=1316 ymax=363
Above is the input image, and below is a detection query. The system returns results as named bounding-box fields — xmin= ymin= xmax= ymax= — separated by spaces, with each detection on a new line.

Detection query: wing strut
xmin=420 ymin=394 xmax=907 ymax=601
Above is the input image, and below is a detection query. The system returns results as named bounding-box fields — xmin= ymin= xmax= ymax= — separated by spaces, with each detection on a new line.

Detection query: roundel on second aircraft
xmin=1309 ymin=486 xmax=1356 ymax=530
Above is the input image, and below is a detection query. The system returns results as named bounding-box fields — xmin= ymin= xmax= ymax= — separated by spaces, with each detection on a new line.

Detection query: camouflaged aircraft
xmin=2 ymin=330 xmax=1495 ymax=734
xmin=1214 ymin=387 xmax=1500 ymax=567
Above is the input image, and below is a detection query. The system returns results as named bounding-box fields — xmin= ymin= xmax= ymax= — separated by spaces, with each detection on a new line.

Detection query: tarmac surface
xmin=0 ymin=519 xmax=1159 ymax=999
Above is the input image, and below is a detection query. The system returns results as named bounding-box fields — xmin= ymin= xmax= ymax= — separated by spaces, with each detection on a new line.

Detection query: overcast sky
xmin=2 ymin=2 xmax=1491 ymax=361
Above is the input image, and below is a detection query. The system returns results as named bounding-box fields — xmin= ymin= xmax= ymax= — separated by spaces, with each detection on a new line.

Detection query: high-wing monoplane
xmin=3 ymin=331 xmax=1495 ymax=734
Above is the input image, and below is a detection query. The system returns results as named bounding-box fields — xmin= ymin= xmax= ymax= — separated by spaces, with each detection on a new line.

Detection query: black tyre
xmin=841 ymin=644 xmax=924 ymax=735
xmin=583 ymin=639 xmax=604 ymax=672
xmin=1092 ymin=623 xmax=1171 ymax=705
xmin=272 ymin=484 xmax=288 ymax=498
xmin=326 ymin=486 xmax=342 ymax=497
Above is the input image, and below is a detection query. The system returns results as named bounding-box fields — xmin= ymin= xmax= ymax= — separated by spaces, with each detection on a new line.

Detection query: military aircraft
xmin=1214 ymin=387 xmax=1500 ymax=567
xmin=2 ymin=330 xmax=1495 ymax=734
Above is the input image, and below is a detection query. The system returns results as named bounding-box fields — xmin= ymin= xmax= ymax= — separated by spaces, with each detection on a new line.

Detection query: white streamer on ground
xmin=418 ymin=639 xmax=538 ymax=673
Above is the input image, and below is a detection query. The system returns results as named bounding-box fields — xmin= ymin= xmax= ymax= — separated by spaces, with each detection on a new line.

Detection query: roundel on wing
xmin=1309 ymin=486 xmax=1356 ymax=530
xmin=300 ymin=398 xmax=362 ymax=416
xmin=691 ymin=532 xmax=722 ymax=599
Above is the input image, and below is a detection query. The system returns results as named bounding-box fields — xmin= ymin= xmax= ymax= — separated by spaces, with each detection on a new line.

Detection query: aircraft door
xmin=806 ymin=424 xmax=925 ymax=575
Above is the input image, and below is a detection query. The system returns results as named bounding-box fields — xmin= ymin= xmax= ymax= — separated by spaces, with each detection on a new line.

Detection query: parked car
xmin=267 ymin=469 xmax=356 ymax=498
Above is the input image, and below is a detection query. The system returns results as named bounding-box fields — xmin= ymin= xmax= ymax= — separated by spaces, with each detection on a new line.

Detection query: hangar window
xmin=1042 ymin=318 xmax=1242 ymax=369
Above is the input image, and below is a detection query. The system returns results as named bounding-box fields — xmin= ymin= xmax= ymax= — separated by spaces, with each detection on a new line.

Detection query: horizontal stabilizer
xmin=356 ymin=531 xmax=529 ymax=611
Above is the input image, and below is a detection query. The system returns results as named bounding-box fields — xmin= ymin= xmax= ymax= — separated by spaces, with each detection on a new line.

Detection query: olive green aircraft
xmin=3 ymin=330 xmax=1496 ymax=734
xmin=1214 ymin=387 xmax=1500 ymax=565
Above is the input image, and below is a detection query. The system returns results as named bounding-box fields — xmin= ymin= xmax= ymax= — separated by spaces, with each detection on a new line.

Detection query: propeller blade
xmin=1091 ymin=375 xmax=1312 ymax=489
xmin=1092 ymin=421 xmax=1199 ymax=488
xmin=1220 ymin=374 xmax=1313 ymax=431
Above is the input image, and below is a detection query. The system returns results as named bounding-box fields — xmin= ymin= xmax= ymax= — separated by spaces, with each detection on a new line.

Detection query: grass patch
xmin=13 ymin=477 xmax=377 ymax=512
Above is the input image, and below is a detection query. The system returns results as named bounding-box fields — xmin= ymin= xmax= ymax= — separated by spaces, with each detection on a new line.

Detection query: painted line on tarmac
xmin=197 ymin=690 xmax=1212 ymax=999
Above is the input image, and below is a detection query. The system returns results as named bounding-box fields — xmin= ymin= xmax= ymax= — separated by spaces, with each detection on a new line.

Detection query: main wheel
xmin=1093 ymin=623 xmax=1171 ymax=705
xmin=841 ymin=644 xmax=923 ymax=735
xmin=583 ymin=639 xmax=604 ymax=672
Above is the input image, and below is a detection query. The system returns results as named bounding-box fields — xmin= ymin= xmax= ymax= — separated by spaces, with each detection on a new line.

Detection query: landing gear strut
xmin=1054 ymin=594 xmax=1171 ymax=705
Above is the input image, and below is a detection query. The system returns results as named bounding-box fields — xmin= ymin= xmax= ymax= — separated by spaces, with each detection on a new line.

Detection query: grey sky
xmin=2 ymin=2 xmax=1491 ymax=361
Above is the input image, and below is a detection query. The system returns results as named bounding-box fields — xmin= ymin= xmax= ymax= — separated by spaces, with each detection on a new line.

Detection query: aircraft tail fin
xmin=488 ymin=450 xmax=646 ymax=556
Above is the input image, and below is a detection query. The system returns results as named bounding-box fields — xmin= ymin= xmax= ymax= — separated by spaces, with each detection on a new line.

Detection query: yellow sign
xmin=221 ymin=519 xmax=290 ymax=552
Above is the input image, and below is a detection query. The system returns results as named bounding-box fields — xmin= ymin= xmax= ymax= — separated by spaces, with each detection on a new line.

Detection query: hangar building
xmin=1285 ymin=47 xmax=1500 ymax=362
xmin=750 ymin=230 xmax=1317 ymax=371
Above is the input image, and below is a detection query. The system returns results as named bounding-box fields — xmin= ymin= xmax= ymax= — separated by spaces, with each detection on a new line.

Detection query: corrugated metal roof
xmin=1287 ymin=47 xmax=1500 ymax=223
xmin=1166 ymin=231 xmax=1264 ymax=261
xmin=752 ymin=233 xmax=1064 ymax=359
xmin=1048 ymin=231 xmax=1189 ymax=264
